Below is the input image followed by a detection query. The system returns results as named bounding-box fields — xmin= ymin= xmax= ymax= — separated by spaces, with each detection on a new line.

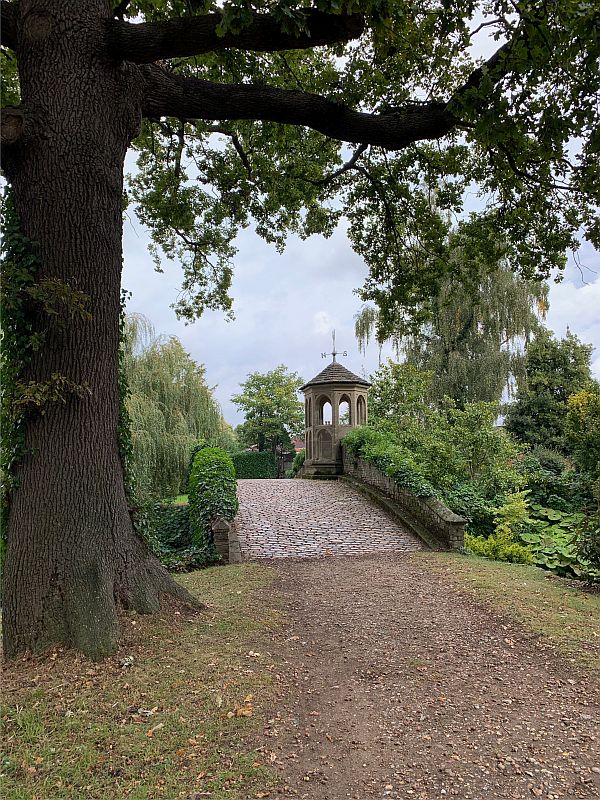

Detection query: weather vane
xmin=321 ymin=330 xmax=347 ymax=363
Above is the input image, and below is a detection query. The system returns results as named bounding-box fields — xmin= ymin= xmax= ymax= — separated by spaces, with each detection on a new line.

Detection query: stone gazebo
xmin=300 ymin=360 xmax=370 ymax=477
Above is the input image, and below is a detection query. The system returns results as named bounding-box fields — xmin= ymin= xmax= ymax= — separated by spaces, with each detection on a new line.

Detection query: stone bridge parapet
xmin=341 ymin=446 xmax=466 ymax=550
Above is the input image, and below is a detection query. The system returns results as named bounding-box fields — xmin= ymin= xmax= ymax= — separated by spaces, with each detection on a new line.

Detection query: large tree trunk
xmin=2 ymin=0 xmax=196 ymax=661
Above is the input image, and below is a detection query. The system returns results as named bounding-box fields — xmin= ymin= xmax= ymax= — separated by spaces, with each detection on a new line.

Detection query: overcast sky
xmin=122 ymin=201 xmax=600 ymax=427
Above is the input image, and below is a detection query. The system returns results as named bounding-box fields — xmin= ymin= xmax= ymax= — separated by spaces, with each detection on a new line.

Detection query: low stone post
xmin=211 ymin=516 xmax=231 ymax=563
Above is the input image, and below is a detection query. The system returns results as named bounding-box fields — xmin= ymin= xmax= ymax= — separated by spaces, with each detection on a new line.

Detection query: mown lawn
xmin=1 ymin=564 xmax=280 ymax=800
xmin=420 ymin=551 xmax=600 ymax=671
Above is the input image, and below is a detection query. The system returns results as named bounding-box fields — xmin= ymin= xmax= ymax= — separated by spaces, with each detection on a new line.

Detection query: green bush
xmin=344 ymin=426 xmax=435 ymax=497
xmin=494 ymin=491 xmax=531 ymax=539
xmin=135 ymin=502 xmax=216 ymax=572
xmin=152 ymin=503 xmax=192 ymax=551
xmin=464 ymin=531 xmax=533 ymax=564
xmin=182 ymin=439 xmax=208 ymax=494
xmin=463 ymin=496 xmax=599 ymax=579
xmin=529 ymin=446 xmax=570 ymax=475
xmin=576 ymin=512 xmax=600 ymax=577
xmin=444 ymin=482 xmax=498 ymax=538
xmin=289 ymin=449 xmax=305 ymax=477
xmin=231 ymin=450 xmax=276 ymax=479
xmin=520 ymin=505 xmax=598 ymax=579
xmin=188 ymin=447 xmax=238 ymax=554
xmin=520 ymin=451 xmax=583 ymax=512
xmin=463 ymin=492 xmax=534 ymax=564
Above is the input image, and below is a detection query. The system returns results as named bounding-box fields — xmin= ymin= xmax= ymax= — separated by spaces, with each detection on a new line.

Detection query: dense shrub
xmin=343 ymin=426 xmax=435 ymax=497
xmin=519 ymin=447 xmax=587 ymax=512
xmin=529 ymin=446 xmax=569 ymax=475
xmin=182 ymin=439 xmax=208 ymax=494
xmin=576 ymin=512 xmax=600 ymax=577
xmin=188 ymin=447 xmax=238 ymax=553
xmin=231 ymin=450 xmax=276 ymax=479
xmin=464 ymin=492 xmax=534 ymax=565
xmin=444 ymin=483 xmax=498 ymax=538
xmin=369 ymin=364 xmax=525 ymax=495
xmin=136 ymin=502 xmax=216 ymax=572
xmin=152 ymin=503 xmax=192 ymax=551
xmin=494 ymin=491 xmax=532 ymax=539
xmin=518 ymin=505 xmax=594 ymax=578
xmin=288 ymin=449 xmax=305 ymax=477
xmin=464 ymin=531 xmax=533 ymax=564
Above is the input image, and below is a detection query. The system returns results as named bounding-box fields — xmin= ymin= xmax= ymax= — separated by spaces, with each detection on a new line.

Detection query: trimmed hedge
xmin=182 ymin=439 xmax=208 ymax=494
xmin=343 ymin=426 xmax=435 ymax=498
xmin=188 ymin=447 xmax=238 ymax=554
xmin=232 ymin=450 xmax=276 ymax=479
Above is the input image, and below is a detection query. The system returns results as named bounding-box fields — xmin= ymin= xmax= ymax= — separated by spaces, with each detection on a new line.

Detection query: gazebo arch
xmin=357 ymin=394 xmax=367 ymax=425
xmin=317 ymin=395 xmax=333 ymax=425
xmin=338 ymin=393 xmax=352 ymax=425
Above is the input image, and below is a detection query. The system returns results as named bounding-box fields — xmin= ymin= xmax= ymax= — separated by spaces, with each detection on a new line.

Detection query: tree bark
xmin=0 ymin=0 xmax=16 ymax=48
xmin=1 ymin=0 xmax=195 ymax=661
xmin=108 ymin=9 xmax=364 ymax=64
xmin=141 ymin=66 xmax=457 ymax=149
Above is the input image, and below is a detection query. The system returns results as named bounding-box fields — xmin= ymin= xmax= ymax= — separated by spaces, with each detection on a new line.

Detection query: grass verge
xmin=1 ymin=563 xmax=280 ymax=800
xmin=419 ymin=552 xmax=600 ymax=672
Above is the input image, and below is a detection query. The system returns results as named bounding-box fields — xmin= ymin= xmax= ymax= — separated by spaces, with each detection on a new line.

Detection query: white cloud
xmin=547 ymin=280 xmax=600 ymax=332
xmin=313 ymin=311 xmax=338 ymax=336
xmin=546 ymin=248 xmax=600 ymax=379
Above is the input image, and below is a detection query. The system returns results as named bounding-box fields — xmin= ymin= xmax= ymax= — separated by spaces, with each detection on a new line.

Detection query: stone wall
xmin=341 ymin=446 xmax=466 ymax=550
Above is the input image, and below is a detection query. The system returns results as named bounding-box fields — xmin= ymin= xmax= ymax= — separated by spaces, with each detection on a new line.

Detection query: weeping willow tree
xmin=356 ymin=259 xmax=548 ymax=407
xmin=123 ymin=314 xmax=234 ymax=500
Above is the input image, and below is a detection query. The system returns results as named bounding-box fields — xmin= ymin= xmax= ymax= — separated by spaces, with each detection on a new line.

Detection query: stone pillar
xmin=211 ymin=516 xmax=231 ymax=563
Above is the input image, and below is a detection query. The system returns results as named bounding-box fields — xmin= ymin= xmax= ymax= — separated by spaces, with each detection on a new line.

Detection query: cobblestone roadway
xmin=235 ymin=479 xmax=423 ymax=559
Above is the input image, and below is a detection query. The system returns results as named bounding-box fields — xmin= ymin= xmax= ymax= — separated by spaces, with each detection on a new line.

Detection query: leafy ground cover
xmin=421 ymin=552 xmax=600 ymax=671
xmin=1 ymin=564 xmax=279 ymax=800
xmin=522 ymin=505 xmax=589 ymax=577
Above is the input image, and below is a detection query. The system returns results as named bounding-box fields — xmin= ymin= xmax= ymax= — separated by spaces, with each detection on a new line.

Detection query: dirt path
xmin=257 ymin=554 xmax=599 ymax=800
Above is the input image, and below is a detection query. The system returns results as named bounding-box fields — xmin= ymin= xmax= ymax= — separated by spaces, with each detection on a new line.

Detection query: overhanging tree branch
xmin=294 ymin=142 xmax=369 ymax=187
xmin=141 ymin=67 xmax=457 ymax=150
xmin=1 ymin=0 xmax=16 ymax=49
xmin=206 ymin=125 xmax=253 ymax=177
xmin=452 ymin=37 xmax=515 ymax=100
xmin=109 ymin=9 xmax=364 ymax=64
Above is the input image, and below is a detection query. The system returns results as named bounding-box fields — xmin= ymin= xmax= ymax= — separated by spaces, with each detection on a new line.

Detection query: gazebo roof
xmin=300 ymin=361 xmax=370 ymax=391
